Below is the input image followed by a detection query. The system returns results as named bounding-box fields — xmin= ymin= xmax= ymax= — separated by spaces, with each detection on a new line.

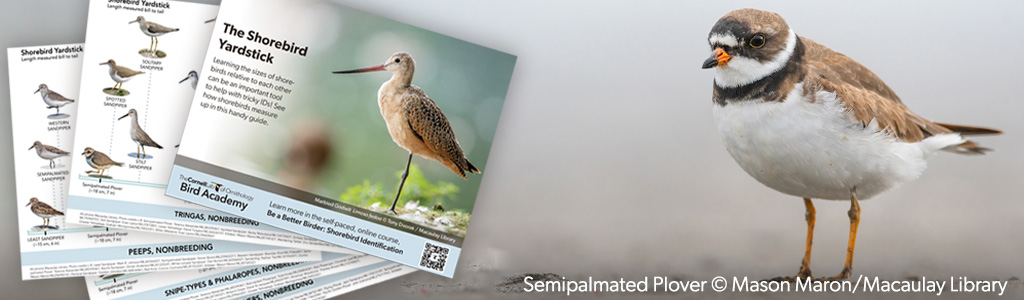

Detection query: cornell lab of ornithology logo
xmin=522 ymin=275 xmax=1010 ymax=296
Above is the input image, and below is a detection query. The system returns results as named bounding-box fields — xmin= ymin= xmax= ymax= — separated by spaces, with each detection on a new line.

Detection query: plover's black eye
xmin=750 ymin=34 xmax=766 ymax=48
xmin=394 ymin=58 xmax=400 ymax=63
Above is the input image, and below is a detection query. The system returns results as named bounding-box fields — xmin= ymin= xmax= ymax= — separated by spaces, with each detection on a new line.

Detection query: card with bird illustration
xmin=65 ymin=0 xmax=361 ymax=254
xmin=8 ymin=43 xmax=322 ymax=281
xmin=167 ymin=0 xmax=517 ymax=277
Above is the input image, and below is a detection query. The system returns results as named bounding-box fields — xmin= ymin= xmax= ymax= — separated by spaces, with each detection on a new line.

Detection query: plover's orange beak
xmin=702 ymin=48 xmax=731 ymax=69
xmin=332 ymin=64 xmax=386 ymax=74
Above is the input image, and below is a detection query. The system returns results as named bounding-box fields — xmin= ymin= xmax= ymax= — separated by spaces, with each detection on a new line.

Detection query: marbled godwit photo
xmin=333 ymin=52 xmax=480 ymax=215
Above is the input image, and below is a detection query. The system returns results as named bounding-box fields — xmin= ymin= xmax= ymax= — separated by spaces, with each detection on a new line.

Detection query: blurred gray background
xmin=2 ymin=0 xmax=1021 ymax=299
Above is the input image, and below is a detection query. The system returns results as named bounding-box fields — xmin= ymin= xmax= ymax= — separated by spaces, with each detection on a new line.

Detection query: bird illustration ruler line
xmin=64 ymin=0 xmax=354 ymax=254
xmin=167 ymin=0 xmax=517 ymax=277
xmin=7 ymin=43 xmax=321 ymax=280
xmin=84 ymin=252 xmax=414 ymax=300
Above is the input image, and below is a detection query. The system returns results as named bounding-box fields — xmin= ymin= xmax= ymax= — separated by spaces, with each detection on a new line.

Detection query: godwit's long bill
xmin=333 ymin=52 xmax=480 ymax=214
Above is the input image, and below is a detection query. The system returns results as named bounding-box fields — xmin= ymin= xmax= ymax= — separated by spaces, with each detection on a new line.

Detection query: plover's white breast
xmin=711 ymin=83 xmax=957 ymax=200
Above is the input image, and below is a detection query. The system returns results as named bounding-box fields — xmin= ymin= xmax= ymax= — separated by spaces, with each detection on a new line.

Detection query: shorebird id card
xmin=64 ymin=0 xmax=354 ymax=254
xmin=84 ymin=252 xmax=413 ymax=300
xmin=8 ymin=43 xmax=320 ymax=280
xmin=167 ymin=0 xmax=516 ymax=277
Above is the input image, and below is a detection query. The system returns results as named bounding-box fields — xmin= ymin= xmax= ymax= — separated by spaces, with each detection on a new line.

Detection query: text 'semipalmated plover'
xmin=33 ymin=84 xmax=75 ymax=115
xmin=100 ymin=59 xmax=144 ymax=94
xmin=82 ymin=147 xmax=123 ymax=177
xmin=129 ymin=16 xmax=178 ymax=53
xmin=333 ymin=52 xmax=480 ymax=215
xmin=179 ymin=70 xmax=198 ymax=89
xmin=26 ymin=197 xmax=64 ymax=228
xmin=118 ymin=108 xmax=163 ymax=158
xmin=701 ymin=9 xmax=1000 ymax=281
xmin=28 ymin=141 xmax=70 ymax=168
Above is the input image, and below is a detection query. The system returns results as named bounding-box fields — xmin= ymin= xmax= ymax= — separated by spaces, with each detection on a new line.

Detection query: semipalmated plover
xmin=333 ymin=52 xmax=480 ymax=214
xmin=130 ymin=16 xmax=178 ymax=54
xmin=82 ymin=147 xmax=123 ymax=177
xmin=34 ymin=84 xmax=75 ymax=115
xmin=118 ymin=108 xmax=163 ymax=158
xmin=28 ymin=141 xmax=70 ymax=168
xmin=179 ymin=70 xmax=198 ymax=89
xmin=701 ymin=8 xmax=1001 ymax=281
xmin=26 ymin=197 xmax=64 ymax=228
xmin=100 ymin=59 xmax=144 ymax=95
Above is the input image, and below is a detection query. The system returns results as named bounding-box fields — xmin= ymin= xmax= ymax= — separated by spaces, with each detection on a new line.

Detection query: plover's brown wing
xmin=133 ymin=128 xmax=163 ymax=149
xmin=146 ymin=22 xmax=179 ymax=34
xmin=799 ymin=37 xmax=998 ymax=153
xmin=32 ymin=202 xmax=65 ymax=216
xmin=92 ymin=151 xmax=124 ymax=167
xmin=40 ymin=144 xmax=70 ymax=156
xmin=45 ymin=90 xmax=75 ymax=103
xmin=401 ymin=87 xmax=477 ymax=178
xmin=114 ymin=65 xmax=145 ymax=78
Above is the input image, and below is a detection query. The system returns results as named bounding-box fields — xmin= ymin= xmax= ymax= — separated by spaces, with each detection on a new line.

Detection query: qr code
xmin=419 ymin=241 xmax=450 ymax=272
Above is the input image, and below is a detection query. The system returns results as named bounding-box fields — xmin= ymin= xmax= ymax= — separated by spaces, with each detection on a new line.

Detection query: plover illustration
xmin=26 ymin=197 xmax=64 ymax=228
xmin=179 ymin=70 xmax=198 ymax=89
xmin=82 ymin=147 xmax=123 ymax=177
xmin=129 ymin=16 xmax=178 ymax=54
xmin=118 ymin=108 xmax=163 ymax=158
xmin=28 ymin=141 xmax=70 ymax=168
xmin=333 ymin=52 xmax=480 ymax=214
xmin=100 ymin=59 xmax=144 ymax=95
xmin=702 ymin=9 xmax=1001 ymax=281
xmin=34 ymin=84 xmax=75 ymax=116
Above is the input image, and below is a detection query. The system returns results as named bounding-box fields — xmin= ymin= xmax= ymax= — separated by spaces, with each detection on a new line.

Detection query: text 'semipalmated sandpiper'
xmin=179 ymin=70 xmax=198 ymax=89
xmin=100 ymin=59 xmax=144 ymax=95
xmin=82 ymin=147 xmax=123 ymax=177
xmin=118 ymin=108 xmax=163 ymax=158
xmin=333 ymin=52 xmax=480 ymax=215
xmin=29 ymin=141 xmax=70 ymax=168
xmin=701 ymin=9 xmax=1001 ymax=281
xmin=26 ymin=197 xmax=64 ymax=228
xmin=130 ymin=16 xmax=178 ymax=54
xmin=34 ymin=84 xmax=75 ymax=116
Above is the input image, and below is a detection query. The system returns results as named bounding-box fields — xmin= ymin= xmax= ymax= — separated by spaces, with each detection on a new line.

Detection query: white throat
xmin=713 ymin=29 xmax=797 ymax=88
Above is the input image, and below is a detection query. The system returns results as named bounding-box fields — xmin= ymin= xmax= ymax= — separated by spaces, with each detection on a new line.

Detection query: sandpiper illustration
xmin=179 ymin=70 xmax=198 ymax=89
xmin=100 ymin=59 xmax=144 ymax=96
xmin=333 ymin=52 xmax=480 ymax=214
xmin=119 ymin=108 xmax=163 ymax=158
xmin=26 ymin=197 xmax=64 ymax=229
xmin=29 ymin=141 xmax=70 ymax=168
xmin=34 ymin=84 xmax=75 ymax=117
xmin=82 ymin=147 xmax=123 ymax=177
xmin=702 ymin=9 xmax=1000 ymax=281
xmin=130 ymin=16 xmax=178 ymax=57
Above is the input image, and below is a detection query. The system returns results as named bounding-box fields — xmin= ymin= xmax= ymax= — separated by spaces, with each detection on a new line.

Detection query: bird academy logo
xmin=178 ymin=175 xmax=254 ymax=211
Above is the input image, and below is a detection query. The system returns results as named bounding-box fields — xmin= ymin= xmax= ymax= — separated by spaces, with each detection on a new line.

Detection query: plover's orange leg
xmin=770 ymin=198 xmax=816 ymax=282
xmin=86 ymin=170 xmax=96 ymax=174
xmin=819 ymin=192 xmax=860 ymax=281
xmin=99 ymin=168 xmax=106 ymax=177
